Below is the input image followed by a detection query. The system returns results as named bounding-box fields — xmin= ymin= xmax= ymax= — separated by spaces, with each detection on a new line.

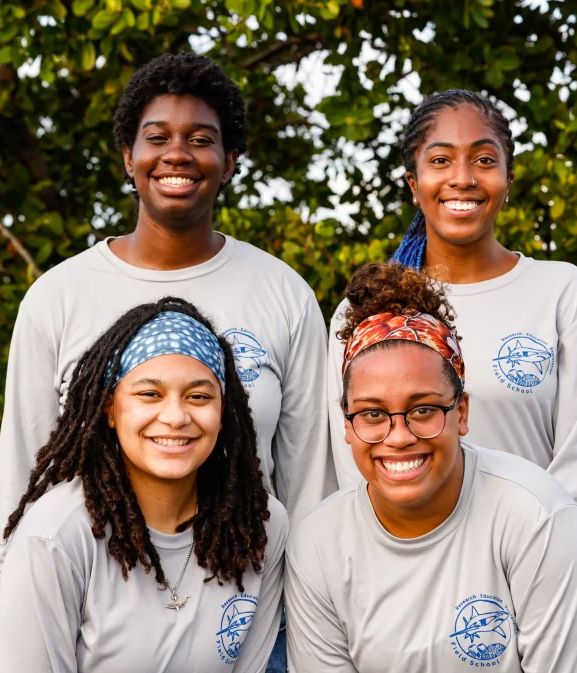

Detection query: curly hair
xmin=113 ymin=52 xmax=247 ymax=157
xmin=338 ymin=263 xmax=462 ymax=401
xmin=4 ymin=297 xmax=268 ymax=592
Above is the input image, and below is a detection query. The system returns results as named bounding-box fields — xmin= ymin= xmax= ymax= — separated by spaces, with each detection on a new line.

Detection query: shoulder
xmin=287 ymin=484 xmax=359 ymax=558
xmin=329 ymin=298 xmax=349 ymax=334
xmin=17 ymin=245 xmax=103 ymax=315
xmin=469 ymin=443 xmax=574 ymax=516
xmin=522 ymin=256 xmax=577 ymax=287
xmin=224 ymin=236 xmax=316 ymax=297
xmin=9 ymin=479 xmax=93 ymax=549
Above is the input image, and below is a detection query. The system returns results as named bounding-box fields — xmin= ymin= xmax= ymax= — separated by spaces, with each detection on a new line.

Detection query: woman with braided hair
xmin=0 ymin=296 xmax=287 ymax=673
xmin=288 ymin=263 xmax=577 ymax=673
xmin=328 ymin=90 xmax=577 ymax=498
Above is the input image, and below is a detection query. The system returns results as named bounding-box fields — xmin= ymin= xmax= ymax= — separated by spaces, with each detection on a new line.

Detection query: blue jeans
xmin=266 ymin=611 xmax=287 ymax=673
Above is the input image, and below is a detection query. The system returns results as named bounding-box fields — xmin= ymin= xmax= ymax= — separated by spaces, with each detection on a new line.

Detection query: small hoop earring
xmin=412 ymin=196 xmax=418 ymax=206
xmin=505 ymin=193 xmax=509 ymax=203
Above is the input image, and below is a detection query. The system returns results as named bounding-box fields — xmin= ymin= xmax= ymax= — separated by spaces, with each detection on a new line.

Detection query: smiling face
xmin=107 ymin=353 xmax=223 ymax=490
xmin=345 ymin=344 xmax=469 ymax=537
xmin=123 ymin=94 xmax=237 ymax=230
xmin=405 ymin=104 xmax=511 ymax=250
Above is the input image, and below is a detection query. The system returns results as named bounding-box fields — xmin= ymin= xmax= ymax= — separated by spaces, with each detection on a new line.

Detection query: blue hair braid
xmin=390 ymin=210 xmax=426 ymax=269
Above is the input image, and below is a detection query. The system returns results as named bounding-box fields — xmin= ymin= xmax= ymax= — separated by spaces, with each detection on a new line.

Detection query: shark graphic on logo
xmin=217 ymin=596 xmax=258 ymax=659
xmin=450 ymin=606 xmax=509 ymax=643
xmin=223 ymin=329 xmax=268 ymax=384
xmin=493 ymin=334 xmax=554 ymax=388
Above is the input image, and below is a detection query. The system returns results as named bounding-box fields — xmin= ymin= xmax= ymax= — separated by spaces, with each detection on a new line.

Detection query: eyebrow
xmin=141 ymin=120 xmax=220 ymax=135
xmin=130 ymin=377 xmax=217 ymax=389
xmin=350 ymin=391 xmax=445 ymax=406
xmin=424 ymin=138 xmax=501 ymax=151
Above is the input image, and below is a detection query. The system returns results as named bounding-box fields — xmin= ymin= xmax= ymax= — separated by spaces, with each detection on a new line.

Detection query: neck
xmin=425 ymin=237 xmax=518 ymax=284
xmin=109 ymin=214 xmax=224 ymax=270
xmin=126 ymin=468 xmax=198 ymax=533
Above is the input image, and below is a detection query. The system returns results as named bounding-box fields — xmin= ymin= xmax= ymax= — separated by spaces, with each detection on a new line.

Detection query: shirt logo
xmin=492 ymin=333 xmax=554 ymax=393
xmin=216 ymin=594 xmax=258 ymax=664
xmin=223 ymin=328 xmax=268 ymax=387
xmin=449 ymin=595 xmax=516 ymax=666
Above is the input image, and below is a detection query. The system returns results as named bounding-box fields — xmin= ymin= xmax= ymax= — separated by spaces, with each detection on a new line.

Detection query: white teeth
xmin=158 ymin=176 xmax=195 ymax=186
xmin=152 ymin=437 xmax=190 ymax=447
xmin=381 ymin=457 xmax=425 ymax=473
xmin=443 ymin=200 xmax=478 ymax=211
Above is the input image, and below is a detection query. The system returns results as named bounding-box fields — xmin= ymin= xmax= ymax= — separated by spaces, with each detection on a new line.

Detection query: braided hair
xmin=392 ymin=90 xmax=514 ymax=269
xmin=3 ymin=297 xmax=269 ymax=592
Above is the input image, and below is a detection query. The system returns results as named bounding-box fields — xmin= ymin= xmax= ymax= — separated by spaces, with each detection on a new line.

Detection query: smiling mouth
xmin=156 ymin=176 xmax=199 ymax=186
xmin=151 ymin=437 xmax=192 ymax=447
xmin=442 ymin=200 xmax=481 ymax=211
xmin=379 ymin=456 xmax=425 ymax=473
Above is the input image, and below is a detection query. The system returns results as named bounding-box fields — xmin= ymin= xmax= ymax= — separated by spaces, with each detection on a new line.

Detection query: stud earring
xmin=412 ymin=196 xmax=418 ymax=206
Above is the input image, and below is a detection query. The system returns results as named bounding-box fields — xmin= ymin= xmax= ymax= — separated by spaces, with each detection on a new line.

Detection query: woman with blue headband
xmin=0 ymin=296 xmax=287 ymax=673
xmin=328 ymin=90 xmax=577 ymax=499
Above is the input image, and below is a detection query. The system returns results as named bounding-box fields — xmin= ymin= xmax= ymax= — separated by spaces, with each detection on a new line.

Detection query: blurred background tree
xmin=1 ymin=0 xmax=576 ymax=406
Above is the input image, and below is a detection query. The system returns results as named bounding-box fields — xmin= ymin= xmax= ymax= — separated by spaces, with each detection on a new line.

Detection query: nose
xmin=161 ymin=136 xmax=193 ymax=166
xmin=448 ymin=156 xmax=475 ymax=189
xmin=383 ymin=414 xmax=419 ymax=449
xmin=157 ymin=395 xmax=191 ymax=428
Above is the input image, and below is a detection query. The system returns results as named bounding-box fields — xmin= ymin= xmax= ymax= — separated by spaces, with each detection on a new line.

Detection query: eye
xmin=186 ymin=391 xmax=215 ymax=403
xmin=475 ymin=155 xmax=497 ymax=166
xmin=136 ymin=390 xmax=161 ymax=398
xmin=430 ymin=156 xmax=451 ymax=166
xmin=189 ymin=135 xmax=214 ymax=146
xmin=145 ymin=134 xmax=168 ymax=144
xmin=407 ymin=405 xmax=438 ymax=420
xmin=357 ymin=409 xmax=388 ymax=424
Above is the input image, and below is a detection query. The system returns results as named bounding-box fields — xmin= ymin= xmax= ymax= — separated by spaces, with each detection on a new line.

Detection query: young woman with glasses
xmin=286 ymin=263 xmax=577 ymax=673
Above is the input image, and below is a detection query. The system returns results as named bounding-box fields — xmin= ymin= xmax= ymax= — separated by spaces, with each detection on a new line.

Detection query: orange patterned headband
xmin=342 ymin=311 xmax=465 ymax=385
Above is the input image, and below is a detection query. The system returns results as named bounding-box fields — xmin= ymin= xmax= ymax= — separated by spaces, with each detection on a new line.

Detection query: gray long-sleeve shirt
xmin=286 ymin=443 xmax=577 ymax=673
xmin=0 ymin=479 xmax=288 ymax=672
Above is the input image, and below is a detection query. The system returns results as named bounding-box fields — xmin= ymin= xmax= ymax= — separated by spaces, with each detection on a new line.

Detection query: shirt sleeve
xmin=0 ymin=537 xmax=83 ymax=672
xmin=548 ymin=283 xmax=577 ymax=499
xmin=272 ymin=292 xmax=337 ymax=525
xmin=285 ymin=543 xmax=359 ymax=673
xmin=233 ymin=499 xmax=289 ymax=673
xmin=327 ymin=301 xmax=360 ymax=488
xmin=0 ymin=303 xmax=60 ymax=565
xmin=509 ymin=504 xmax=577 ymax=672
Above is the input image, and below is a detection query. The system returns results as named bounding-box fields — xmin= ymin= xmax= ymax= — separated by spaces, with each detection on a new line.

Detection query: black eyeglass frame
xmin=344 ymin=398 xmax=459 ymax=444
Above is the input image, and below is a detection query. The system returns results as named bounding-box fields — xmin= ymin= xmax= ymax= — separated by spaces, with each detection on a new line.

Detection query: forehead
xmin=139 ymin=94 xmax=221 ymax=130
xmin=120 ymin=353 xmax=219 ymax=385
xmin=420 ymin=103 xmax=502 ymax=151
xmin=347 ymin=344 xmax=451 ymax=401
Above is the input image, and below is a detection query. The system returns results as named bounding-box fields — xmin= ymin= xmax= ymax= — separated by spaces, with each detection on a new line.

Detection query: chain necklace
xmin=158 ymin=529 xmax=194 ymax=611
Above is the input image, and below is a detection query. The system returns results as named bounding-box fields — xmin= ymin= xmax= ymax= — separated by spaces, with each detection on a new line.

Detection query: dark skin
xmin=110 ymin=94 xmax=237 ymax=270
xmin=405 ymin=104 xmax=518 ymax=284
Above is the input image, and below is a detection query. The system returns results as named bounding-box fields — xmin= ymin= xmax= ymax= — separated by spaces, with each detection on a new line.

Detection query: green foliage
xmin=1 ymin=0 xmax=577 ymax=409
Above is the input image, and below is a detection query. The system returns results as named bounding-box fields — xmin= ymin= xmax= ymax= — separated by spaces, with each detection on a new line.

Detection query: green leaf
xmin=319 ymin=0 xmax=341 ymax=20
xmin=92 ymin=9 xmax=116 ymax=30
xmin=0 ymin=45 xmax=13 ymax=64
xmin=551 ymin=199 xmax=565 ymax=220
xmin=72 ymin=0 xmax=95 ymax=16
xmin=81 ymin=42 xmax=96 ymax=70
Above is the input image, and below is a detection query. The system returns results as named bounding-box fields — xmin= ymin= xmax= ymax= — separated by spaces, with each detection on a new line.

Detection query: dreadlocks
xmin=3 ymin=297 xmax=269 ymax=592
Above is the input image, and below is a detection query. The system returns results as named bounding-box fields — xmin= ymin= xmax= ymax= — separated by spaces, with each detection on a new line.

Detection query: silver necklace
xmin=158 ymin=529 xmax=194 ymax=611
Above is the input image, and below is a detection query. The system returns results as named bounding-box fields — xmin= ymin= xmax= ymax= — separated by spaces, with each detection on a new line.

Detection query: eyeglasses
xmin=344 ymin=398 xmax=459 ymax=444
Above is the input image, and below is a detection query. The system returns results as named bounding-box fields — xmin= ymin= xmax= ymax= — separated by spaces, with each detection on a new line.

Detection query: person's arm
xmin=273 ymin=292 xmax=336 ymax=525
xmin=285 ymin=545 xmax=358 ymax=673
xmin=233 ymin=499 xmax=288 ymax=673
xmin=0 ymin=304 xmax=60 ymax=563
xmin=509 ymin=505 xmax=577 ymax=672
xmin=0 ymin=537 xmax=83 ymax=672
xmin=548 ymin=283 xmax=577 ymax=499
xmin=327 ymin=301 xmax=360 ymax=488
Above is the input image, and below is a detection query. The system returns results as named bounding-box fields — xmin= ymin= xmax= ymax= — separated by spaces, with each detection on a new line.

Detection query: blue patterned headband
xmin=107 ymin=311 xmax=226 ymax=390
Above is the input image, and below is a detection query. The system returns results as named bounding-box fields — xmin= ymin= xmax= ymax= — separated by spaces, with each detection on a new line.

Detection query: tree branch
xmin=0 ymin=221 xmax=43 ymax=279
xmin=240 ymin=34 xmax=324 ymax=70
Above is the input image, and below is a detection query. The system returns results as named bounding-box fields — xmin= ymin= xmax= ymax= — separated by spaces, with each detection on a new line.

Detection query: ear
xmin=104 ymin=396 xmax=115 ymax=429
xmin=344 ymin=416 xmax=354 ymax=447
xmin=221 ymin=150 xmax=238 ymax=186
xmin=457 ymin=392 xmax=469 ymax=437
xmin=405 ymin=171 xmax=418 ymax=202
xmin=122 ymin=145 xmax=134 ymax=179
